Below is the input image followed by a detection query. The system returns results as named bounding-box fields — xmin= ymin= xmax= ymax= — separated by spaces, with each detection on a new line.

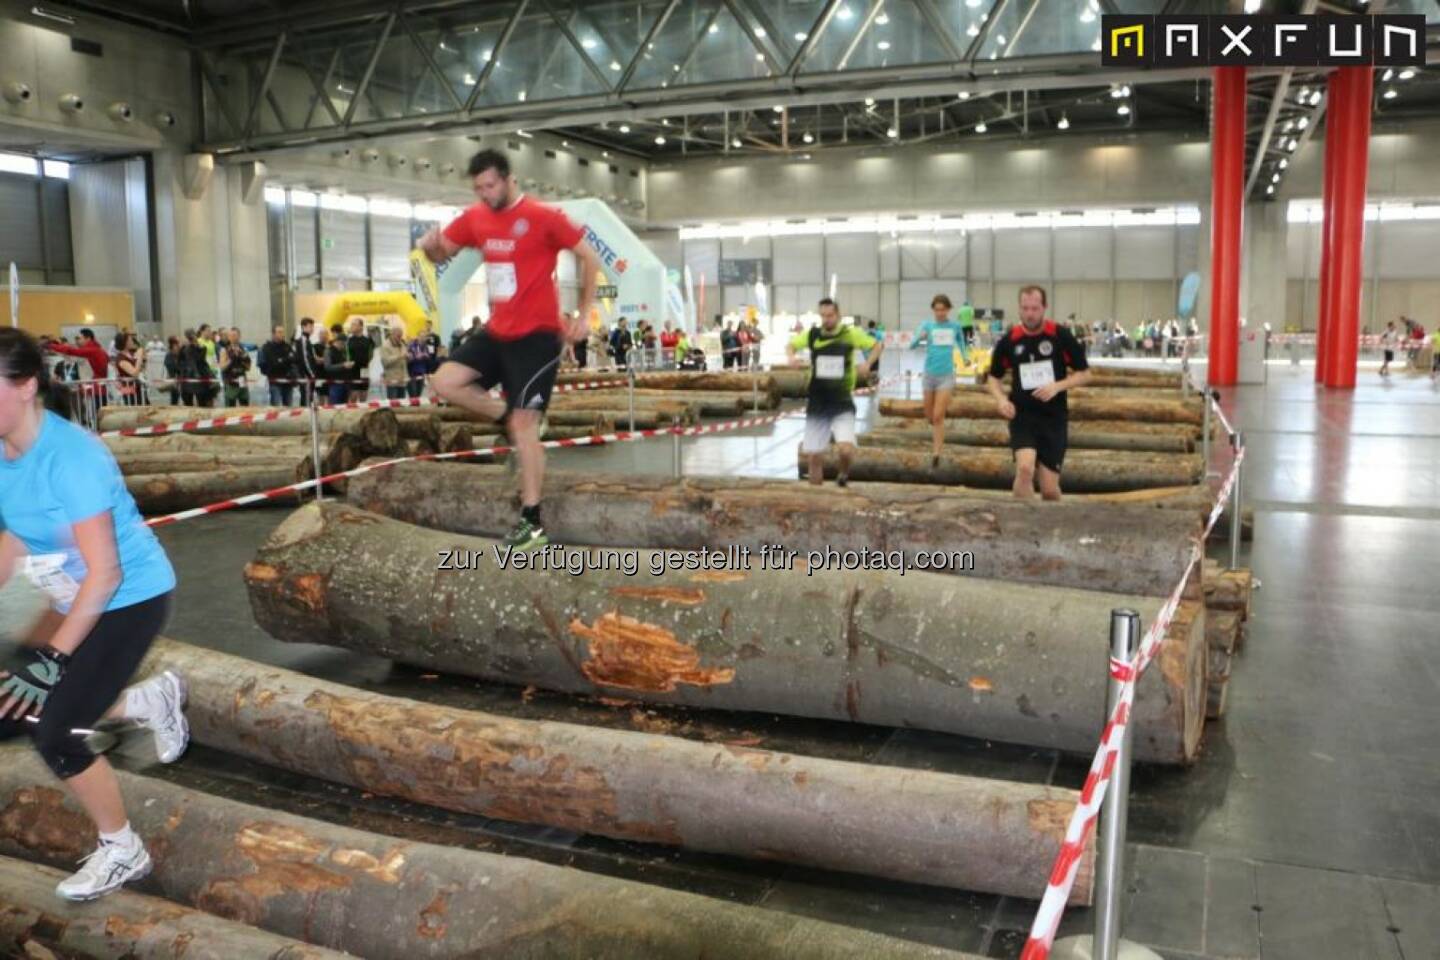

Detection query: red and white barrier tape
xmin=142 ymin=410 xmax=793 ymax=528
xmin=1020 ymin=448 xmax=1244 ymax=959
xmin=854 ymin=371 xmax=914 ymax=396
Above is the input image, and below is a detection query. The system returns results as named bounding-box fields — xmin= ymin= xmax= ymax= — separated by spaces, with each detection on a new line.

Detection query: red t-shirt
xmin=659 ymin=331 xmax=680 ymax=349
xmin=442 ymin=195 xmax=585 ymax=341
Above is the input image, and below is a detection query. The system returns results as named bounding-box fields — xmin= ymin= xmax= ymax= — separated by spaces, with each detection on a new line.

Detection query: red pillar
xmin=1208 ymin=67 xmax=1246 ymax=387
xmin=1323 ymin=67 xmax=1373 ymax=389
xmin=1314 ymin=73 xmax=1344 ymax=384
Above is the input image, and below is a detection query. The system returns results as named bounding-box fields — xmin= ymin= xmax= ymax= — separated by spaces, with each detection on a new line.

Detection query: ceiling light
xmin=1382 ymin=69 xmax=1394 ymax=82
xmin=1279 ymin=158 xmax=1288 ymax=169
xmin=562 ymin=140 xmax=570 ymax=147
xmin=582 ymin=38 xmax=597 ymax=50
xmin=1399 ymin=68 xmax=1416 ymax=80
xmin=1117 ymin=103 xmax=1130 ymax=115
xmin=1286 ymin=138 xmax=1297 ymax=151
xmin=602 ymin=150 xmax=611 ymax=157
xmin=655 ymin=136 xmax=666 ymax=145
xmin=1091 ymin=37 xmax=1101 ymax=50
xmin=463 ymin=73 xmax=476 ymax=85
xmin=877 ymin=40 xmax=891 ymax=50
xmin=755 ymin=26 xmax=766 ymax=37
xmin=517 ymin=90 xmax=526 ymax=101
xmin=661 ymin=118 xmax=670 ymax=125
xmin=996 ymin=34 xmax=1006 ymax=45
xmin=958 ymin=91 xmax=971 ymax=100
xmin=673 ymin=64 xmax=681 ymax=71
xmin=755 ymin=53 xmax=765 ymax=60
xmin=966 ymin=0 xmax=982 ymax=6
xmin=1243 ymin=0 xmax=1262 ymax=12
xmin=1310 ymin=90 xmax=1322 ymax=105
xmin=1057 ymin=113 xmax=1070 ymax=130
xmin=837 ymin=5 xmax=854 ymax=20
xmin=802 ymin=132 xmax=814 ymax=143
xmin=1283 ymin=120 xmax=1294 ymax=131
xmin=1111 ymin=86 xmax=1124 ymax=98
xmin=1121 ymin=85 xmax=1131 ymax=97
xmin=1383 ymin=87 xmax=1397 ymax=99
xmin=865 ymin=97 xmax=876 ymax=106
xmin=619 ymin=124 xmax=631 ymax=133
xmin=1297 ymin=116 xmax=1308 ymax=130
xmin=1272 ymin=172 xmax=1281 ymax=183
xmin=481 ymin=49 xmax=492 ymax=61
xmin=516 ymin=129 xmax=533 ymax=138
xmin=886 ymin=126 xmax=898 ymax=138
xmin=1266 ymin=184 xmax=1275 ymax=195
xmin=975 ymin=121 xmax=987 ymax=133
xmin=876 ymin=13 xmax=889 ymax=25
xmin=609 ymin=61 xmax=621 ymax=71
xmin=967 ymin=23 xmax=981 ymax=37
xmin=1081 ymin=9 xmax=1095 ymax=23
xmin=732 ymin=137 xmax=742 ymax=147
xmin=795 ymin=32 xmax=808 ymax=42
xmin=773 ymin=105 xmax=785 ymax=113
xmin=708 ymin=22 xmax=719 ymax=34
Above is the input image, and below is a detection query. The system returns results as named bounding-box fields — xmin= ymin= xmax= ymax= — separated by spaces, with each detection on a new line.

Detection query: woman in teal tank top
xmin=909 ymin=294 xmax=970 ymax=465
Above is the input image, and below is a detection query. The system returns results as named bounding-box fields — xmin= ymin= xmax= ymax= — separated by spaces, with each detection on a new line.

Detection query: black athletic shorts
xmin=448 ymin=329 xmax=563 ymax=414
xmin=1009 ymin=413 xmax=1068 ymax=473
xmin=1383 ymin=350 xmax=1395 ymax=363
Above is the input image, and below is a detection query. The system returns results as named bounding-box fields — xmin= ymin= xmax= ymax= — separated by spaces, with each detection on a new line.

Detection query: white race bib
xmin=20 ymin=554 xmax=79 ymax=606
xmin=815 ymin=355 xmax=845 ymax=380
xmin=931 ymin=328 xmax=956 ymax=348
xmin=1019 ymin=360 xmax=1056 ymax=391
xmin=486 ymin=262 xmax=518 ymax=302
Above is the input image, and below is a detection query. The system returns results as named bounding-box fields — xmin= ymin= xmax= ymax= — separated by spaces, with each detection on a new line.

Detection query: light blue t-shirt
xmin=0 ymin=411 xmax=175 ymax=613
xmin=911 ymin=319 xmax=970 ymax=377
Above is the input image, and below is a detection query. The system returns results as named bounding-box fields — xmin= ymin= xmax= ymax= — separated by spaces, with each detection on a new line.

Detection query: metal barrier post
xmin=1228 ymin=429 xmax=1244 ymax=570
xmin=1051 ymin=610 xmax=1160 ymax=960
xmin=309 ymin=389 xmax=325 ymax=502
xmin=1200 ymin=390 xmax=1212 ymax=472
xmin=627 ymin=365 xmax=637 ymax=433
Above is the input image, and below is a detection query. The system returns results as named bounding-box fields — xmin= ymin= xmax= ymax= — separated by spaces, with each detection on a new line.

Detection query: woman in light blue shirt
xmin=0 ymin=328 xmax=190 ymax=903
xmin=909 ymin=294 xmax=970 ymax=465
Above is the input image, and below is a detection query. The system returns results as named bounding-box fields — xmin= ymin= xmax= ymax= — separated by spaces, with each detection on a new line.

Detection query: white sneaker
xmin=56 ymin=837 xmax=152 ymax=901
xmin=131 ymin=671 xmax=190 ymax=764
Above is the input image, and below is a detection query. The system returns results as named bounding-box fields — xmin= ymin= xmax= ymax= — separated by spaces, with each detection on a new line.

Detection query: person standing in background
xmin=323 ymin=323 xmax=354 ymax=405
xmin=113 ymin=334 xmax=143 ymax=407
xmin=219 ymin=328 xmax=251 ymax=407
xmin=1380 ymin=321 xmax=1397 ymax=378
xmin=162 ymin=336 xmax=182 ymax=406
xmin=291 ymin=318 xmax=321 ymax=407
xmin=257 ymin=326 xmax=296 ymax=407
xmin=345 ymin=318 xmax=374 ymax=401
xmin=909 ymin=294 xmax=969 ymax=467
xmin=380 ymin=322 xmax=409 ymax=400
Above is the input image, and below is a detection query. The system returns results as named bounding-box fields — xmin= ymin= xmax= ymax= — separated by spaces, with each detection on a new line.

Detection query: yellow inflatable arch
xmin=321 ymin=292 xmax=430 ymax=339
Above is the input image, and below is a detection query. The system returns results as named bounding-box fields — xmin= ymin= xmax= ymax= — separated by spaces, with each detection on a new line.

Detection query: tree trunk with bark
xmin=548 ymin=396 xmax=700 ymax=425
xmin=627 ymin=372 xmax=782 ymax=405
xmin=127 ymin=466 xmax=304 ymax=514
xmin=345 ymin=462 xmax=1200 ymax=597
xmin=138 ymin=638 xmax=1092 ymax=902
xmin=803 ymin=446 xmax=1204 ymax=493
xmin=393 ymin=412 xmax=442 ymax=449
xmin=0 ymin=751 xmax=983 ymax=960
xmin=0 ymin=854 xmax=348 ymax=960
xmin=949 ymin=381 xmax=1200 ymax=406
xmin=863 ymin=421 xmax=1192 ymax=454
xmin=97 ymin=406 xmax=399 ymax=453
xmin=245 ymin=502 xmax=1207 ymax=763
xmin=545 ymin=410 xmax=616 ymax=430
xmin=1203 ymin=608 xmax=1243 ymax=719
xmin=111 ymin=452 xmax=299 ymax=475
xmin=105 ymin=434 xmax=364 ymax=478
xmin=1202 ymin=560 xmax=1253 ymax=619
xmin=437 ymin=423 xmax=473 ymax=453
xmin=880 ymin=396 xmax=1203 ymax=426
xmin=769 ymin=367 xmax=871 ymax=398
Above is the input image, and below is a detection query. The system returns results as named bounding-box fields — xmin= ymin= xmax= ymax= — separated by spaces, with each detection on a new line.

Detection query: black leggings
xmin=0 ymin=592 xmax=171 ymax=779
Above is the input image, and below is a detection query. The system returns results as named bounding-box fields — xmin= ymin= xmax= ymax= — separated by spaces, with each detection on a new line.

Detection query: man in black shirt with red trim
xmin=985 ymin=285 xmax=1092 ymax=501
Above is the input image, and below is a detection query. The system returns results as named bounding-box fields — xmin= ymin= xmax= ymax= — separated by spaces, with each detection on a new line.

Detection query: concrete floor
xmin=129 ymin=355 xmax=1440 ymax=959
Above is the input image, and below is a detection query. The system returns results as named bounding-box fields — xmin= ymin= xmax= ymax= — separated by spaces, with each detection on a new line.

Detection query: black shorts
xmin=447 ymin=329 xmax=563 ymax=414
xmin=1383 ymin=350 xmax=1395 ymax=362
xmin=1009 ymin=413 xmax=1068 ymax=473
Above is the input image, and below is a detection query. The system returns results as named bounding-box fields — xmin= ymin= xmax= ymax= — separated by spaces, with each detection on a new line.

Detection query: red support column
xmin=1208 ymin=67 xmax=1246 ymax=387
xmin=1314 ymin=73 xmax=1344 ymax=384
xmin=1324 ymin=67 xmax=1373 ymax=389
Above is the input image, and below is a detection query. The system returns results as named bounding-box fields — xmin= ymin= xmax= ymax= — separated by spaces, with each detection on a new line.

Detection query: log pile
xmin=98 ymin=405 xmax=401 ymax=514
xmin=1201 ymin=559 xmax=1255 ymax=718
xmin=863 ymin=418 xmax=1195 ymax=454
xmin=881 ymin=395 xmax=1202 ymax=426
xmin=0 ymin=749 xmax=983 ymax=960
xmin=245 ymin=501 xmax=1207 ymax=764
xmin=136 ymin=638 xmax=1094 ymax=902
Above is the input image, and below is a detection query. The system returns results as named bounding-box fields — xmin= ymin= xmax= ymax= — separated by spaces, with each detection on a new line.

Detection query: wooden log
xmin=105 ymin=434 xmax=364 ymax=478
xmin=545 ymin=410 xmax=616 ymax=430
xmin=127 ymin=466 xmax=303 ymax=514
xmin=880 ymin=396 xmax=1202 ymax=426
xmin=951 ymin=381 xmax=1199 ymax=405
xmin=97 ymin=405 xmax=399 ymax=454
xmin=246 ymin=502 xmax=1206 ymax=764
xmin=1205 ymin=609 xmax=1243 ymax=656
xmin=1166 ymin=601 xmax=1208 ymax=740
xmin=0 ymin=751 xmax=983 ymax=960
xmin=140 ymin=638 xmax=1092 ymax=902
xmin=405 ymin=438 xmax=437 ymax=457
xmin=550 ymin=396 xmax=700 ymax=426
xmin=432 ymin=404 xmax=500 ymax=430
xmin=1202 ymin=560 xmax=1253 ymax=619
xmin=437 ymin=422 xmax=473 ymax=453
xmin=1203 ymin=609 xmax=1241 ymax=721
xmin=346 ymin=462 xmax=1200 ymax=597
xmin=393 ymin=411 xmax=442 ymax=448
xmin=611 ymin=389 xmax=759 ymax=414
xmin=863 ymin=421 xmax=1193 ymax=454
xmin=113 ymin=452 xmax=300 ymax=475
xmin=631 ymin=372 xmax=782 ymax=405
xmin=769 ymin=366 xmax=872 ymax=398
xmin=801 ymin=446 xmax=1204 ymax=493
xmin=0 ymin=853 xmax=347 ymax=960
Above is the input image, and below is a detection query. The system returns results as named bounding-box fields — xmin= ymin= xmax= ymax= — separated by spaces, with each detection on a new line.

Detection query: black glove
xmin=0 ymin=646 xmax=69 ymax=718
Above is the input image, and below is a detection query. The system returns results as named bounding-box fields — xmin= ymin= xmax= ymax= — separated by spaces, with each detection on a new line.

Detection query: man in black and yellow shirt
xmin=985 ymin=285 xmax=1091 ymax=501
xmin=787 ymin=298 xmax=882 ymax=487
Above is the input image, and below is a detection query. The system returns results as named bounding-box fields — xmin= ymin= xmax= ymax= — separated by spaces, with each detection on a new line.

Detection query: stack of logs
xmin=96 ymin=403 xmax=481 ymax=514
xmin=1203 ymin=558 xmax=1254 ymax=718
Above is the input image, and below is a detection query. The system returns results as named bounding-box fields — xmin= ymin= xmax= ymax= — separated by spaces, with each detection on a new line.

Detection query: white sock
xmin=120 ymin=683 xmax=154 ymax=722
xmin=99 ymin=823 xmax=139 ymax=849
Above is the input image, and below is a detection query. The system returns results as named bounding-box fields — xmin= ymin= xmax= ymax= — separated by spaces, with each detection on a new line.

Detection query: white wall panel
xmin=320 ymin=209 xmax=367 ymax=280
xmin=683 ymin=239 xmax=721 ymax=290
xmin=1053 ymin=228 xmax=1112 ymax=280
xmin=993 ymin=230 xmax=1050 ymax=282
xmin=898 ymin=235 xmax=936 ymax=279
xmin=969 ymin=230 xmax=993 ymax=280
xmin=935 ymin=233 xmax=967 ymax=278
xmin=827 ymin=234 xmax=880 ymax=282
xmin=899 ymin=280 xmax=968 ymax=330
xmin=1115 ymin=226 xmax=1175 ymax=279
xmin=772 ymin=236 xmax=824 ymax=284
xmin=370 ymin=216 xmax=411 ymax=281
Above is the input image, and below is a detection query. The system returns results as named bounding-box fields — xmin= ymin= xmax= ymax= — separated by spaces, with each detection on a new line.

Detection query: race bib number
xmin=486 ymin=262 xmax=518 ymax=302
xmin=20 ymin=554 xmax=79 ymax=606
xmin=931 ymin=328 xmax=956 ymax=348
xmin=814 ymin=355 xmax=846 ymax=380
xmin=1019 ymin=360 xmax=1056 ymax=391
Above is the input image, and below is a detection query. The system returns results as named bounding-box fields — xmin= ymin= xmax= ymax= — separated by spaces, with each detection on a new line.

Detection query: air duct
xmin=58 ymin=93 xmax=84 ymax=114
xmin=3 ymin=82 xmax=33 ymax=105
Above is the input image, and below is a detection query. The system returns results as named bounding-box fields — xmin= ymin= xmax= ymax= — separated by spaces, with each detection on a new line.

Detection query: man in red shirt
xmin=44 ymin=327 xmax=109 ymax=381
xmin=422 ymin=149 xmax=601 ymax=549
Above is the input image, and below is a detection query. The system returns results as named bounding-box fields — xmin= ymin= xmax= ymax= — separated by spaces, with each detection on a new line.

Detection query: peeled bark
xmin=246 ymin=502 xmax=1206 ymax=764
xmin=127 ymin=466 xmax=304 ymax=514
xmin=0 ymin=853 xmax=346 ymax=960
xmin=863 ymin=421 xmax=1192 ymax=454
xmin=437 ymin=423 xmax=473 ymax=453
xmin=0 ymin=751 xmax=981 ymax=960
xmin=346 ymin=462 xmax=1200 ymax=596
xmin=803 ymin=446 xmax=1204 ymax=493
xmin=881 ymin=396 xmax=1202 ymax=426
xmin=139 ymin=638 xmax=1092 ymax=902
xmin=97 ymin=405 xmax=399 ymax=454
